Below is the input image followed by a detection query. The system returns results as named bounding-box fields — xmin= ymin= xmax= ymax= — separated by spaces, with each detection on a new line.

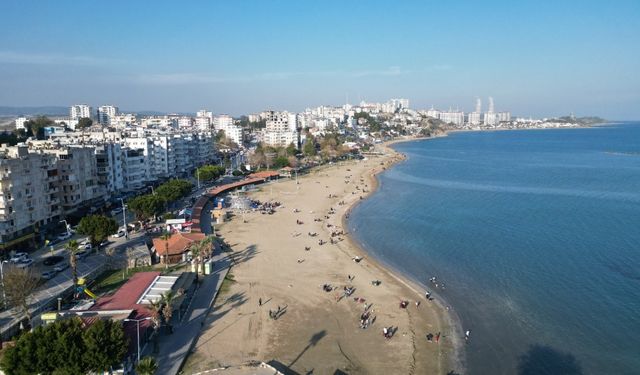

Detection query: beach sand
xmin=184 ymin=147 xmax=457 ymax=374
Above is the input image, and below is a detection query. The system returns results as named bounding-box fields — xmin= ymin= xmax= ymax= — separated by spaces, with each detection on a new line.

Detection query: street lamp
xmin=119 ymin=198 xmax=128 ymax=239
xmin=0 ymin=260 xmax=8 ymax=308
xmin=197 ymin=168 xmax=200 ymax=190
xmin=60 ymin=219 xmax=70 ymax=235
xmin=124 ymin=317 xmax=152 ymax=362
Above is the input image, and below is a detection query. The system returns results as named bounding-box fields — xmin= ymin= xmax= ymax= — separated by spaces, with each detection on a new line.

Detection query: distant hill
xmin=0 ymin=106 xmax=69 ymax=117
xmin=556 ymin=116 xmax=607 ymax=125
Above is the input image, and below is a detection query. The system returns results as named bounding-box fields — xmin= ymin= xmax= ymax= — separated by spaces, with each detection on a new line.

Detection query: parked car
xmin=57 ymin=232 xmax=72 ymax=241
xmin=75 ymin=250 xmax=88 ymax=260
xmin=41 ymin=270 xmax=58 ymax=280
xmin=112 ymin=229 xmax=126 ymax=238
xmin=9 ymin=252 xmax=29 ymax=263
xmin=82 ymin=243 xmax=92 ymax=250
xmin=16 ymin=259 xmax=34 ymax=268
xmin=99 ymin=239 xmax=109 ymax=247
xmin=110 ymin=207 xmax=123 ymax=216
xmin=43 ymin=255 xmax=64 ymax=266
xmin=53 ymin=262 xmax=69 ymax=272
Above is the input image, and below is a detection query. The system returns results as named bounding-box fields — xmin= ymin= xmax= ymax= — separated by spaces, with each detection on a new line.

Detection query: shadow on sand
xmin=517 ymin=344 xmax=583 ymax=375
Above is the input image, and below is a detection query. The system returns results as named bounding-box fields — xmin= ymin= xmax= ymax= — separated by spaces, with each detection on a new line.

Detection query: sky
xmin=0 ymin=0 xmax=639 ymax=119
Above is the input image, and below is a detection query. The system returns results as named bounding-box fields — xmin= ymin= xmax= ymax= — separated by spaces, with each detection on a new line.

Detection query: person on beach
xmin=465 ymin=330 xmax=470 ymax=341
xmin=259 ymin=297 xmax=262 ymax=306
xmin=435 ymin=332 xmax=440 ymax=343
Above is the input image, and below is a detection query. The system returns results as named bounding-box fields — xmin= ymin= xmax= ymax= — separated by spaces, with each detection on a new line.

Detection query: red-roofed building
xmin=151 ymin=232 xmax=206 ymax=264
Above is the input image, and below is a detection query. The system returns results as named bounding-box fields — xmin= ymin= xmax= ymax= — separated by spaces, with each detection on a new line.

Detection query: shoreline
xmin=186 ymin=141 xmax=459 ymax=374
xmin=342 ymin=137 xmax=465 ymax=372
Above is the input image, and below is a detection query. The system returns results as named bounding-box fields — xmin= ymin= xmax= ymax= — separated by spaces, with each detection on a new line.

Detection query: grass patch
xmin=91 ymin=266 xmax=153 ymax=295
xmin=218 ymin=271 xmax=236 ymax=295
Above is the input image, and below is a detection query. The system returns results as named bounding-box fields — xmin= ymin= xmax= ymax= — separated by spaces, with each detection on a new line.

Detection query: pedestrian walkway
xmin=151 ymin=252 xmax=231 ymax=375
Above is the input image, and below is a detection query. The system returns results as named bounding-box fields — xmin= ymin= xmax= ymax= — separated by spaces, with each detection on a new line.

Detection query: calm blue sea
xmin=348 ymin=123 xmax=640 ymax=375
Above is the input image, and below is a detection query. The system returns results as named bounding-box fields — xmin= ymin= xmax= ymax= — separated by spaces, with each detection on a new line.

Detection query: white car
xmin=54 ymin=262 xmax=69 ymax=272
xmin=111 ymin=230 xmax=126 ymax=238
xmin=16 ymin=259 xmax=34 ymax=268
xmin=9 ymin=252 xmax=29 ymax=263
xmin=41 ymin=270 xmax=58 ymax=280
xmin=57 ymin=232 xmax=72 ymax=241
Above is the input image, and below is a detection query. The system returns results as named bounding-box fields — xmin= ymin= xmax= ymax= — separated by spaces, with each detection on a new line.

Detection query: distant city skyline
xmin=1 ymin=1 xmax=639 ymax=119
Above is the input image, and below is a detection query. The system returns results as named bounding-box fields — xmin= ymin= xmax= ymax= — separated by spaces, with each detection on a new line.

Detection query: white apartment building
xmin=214 ymin=115 xmax=242 ymax=145
xmin=41 ymin=146 xmax=106 ymax=214
xmin=141 ymin=116 xmax=176 ymax=128
xmin=0 ymin=145 xmax=60 ymax=249
xmin=94 ymin=143 xmax=124 ymax=194
xmin=263 ymin=111 xmax=298 ymax=147
xmin=97 ymin=105 xmax=119 ymax=126
xmin=177 ymin=116 xmax=194 ymax=129
xmin=195 ymin=116 xmax=211 ymax=131
xmin=484 ymin=112 xmax=498 ymax=126
xmin=15 ymin=117 xmax=28 ymax=131
xmin=468 ymin=112 xmax=482 ymax=126
xmin=439 ymin=110 xmax=465 ymax=126
xmin=122 ymin=148 xmax=147 ymax=191
xmin=498 ymin=112 xmax=511 ymax=123
xmin=70 ymin=104 xmax=92 ymax=120
xmin=426 ymin=108 xmax=440 ymax=119
xmin=197 ymin=110 xmax=213 ymax=122
xmin=111 ymin=113 xmax=137 ymax=128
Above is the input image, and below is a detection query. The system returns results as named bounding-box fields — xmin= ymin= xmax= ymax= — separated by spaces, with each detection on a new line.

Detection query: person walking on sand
xmin=259 ymin=297 xmax=262 ymax=306
xmin=435 ymin=332 xmax=440 ymax=343
xmin=465 ymin=330 xmax=470 ymax=341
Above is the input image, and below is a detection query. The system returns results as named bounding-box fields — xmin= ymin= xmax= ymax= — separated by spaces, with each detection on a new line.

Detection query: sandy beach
xmin=184 ymin=144 xmax=458 ymax=374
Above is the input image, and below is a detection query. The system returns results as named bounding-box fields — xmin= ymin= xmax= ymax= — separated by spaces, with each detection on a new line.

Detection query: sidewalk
xmin=151 ymin=252 xmax=231 ymax=375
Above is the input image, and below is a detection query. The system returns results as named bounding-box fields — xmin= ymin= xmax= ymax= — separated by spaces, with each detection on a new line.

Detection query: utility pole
xmin=119 ymin=198 xmax=128 ymax=239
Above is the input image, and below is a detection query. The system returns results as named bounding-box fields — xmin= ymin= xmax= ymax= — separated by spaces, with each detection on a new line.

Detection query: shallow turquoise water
xmin=348 ymin=123 xmax=640 ymax=374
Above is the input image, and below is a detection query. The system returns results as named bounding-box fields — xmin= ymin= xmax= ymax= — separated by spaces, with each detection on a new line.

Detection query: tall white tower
xmin=475 ymin=97 xmax=482 ymax=113
xmin=488 ymin=97 xmax=495 ymax=113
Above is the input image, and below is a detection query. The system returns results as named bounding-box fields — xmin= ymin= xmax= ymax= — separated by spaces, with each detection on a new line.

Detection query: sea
xmin=347 ymin=123 xmax=640 ymax=375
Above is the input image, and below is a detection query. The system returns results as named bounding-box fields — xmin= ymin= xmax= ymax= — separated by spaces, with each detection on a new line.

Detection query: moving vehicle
xmin=57 ymin=232 xmax=72 ymax=241
xmin=16 ymin=259 xmax=34 ymax=268
xmin=43 ymin=255 xmax=64 ymax=266
xmin=41 ymin=270 xmax=58 ymax=280
xmin=53 ymin=262 xmax=69 ymax=272
xmin=9 ymin=252 xmax=29 ymax=263
xmin=75 ymin=250 xmax=88 ymax=260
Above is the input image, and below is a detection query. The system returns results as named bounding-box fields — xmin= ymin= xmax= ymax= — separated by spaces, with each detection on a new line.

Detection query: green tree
xmin=285 ymin=142 xmax=298 ymax=156
xmin=303 ymin=137 xmax=317 ymax=157
xmin=128 ymin=194 xmax=166 ymax=221
xmin=161 ymin=290 xmax=176 ymax=334
xmin=83 ymin=319 xmax=128 ymax=372
xmin=0 ymin=318 xmax=125 ymax=375
xmin=155 ymin=179 xmax=193 ymax=202
xmin=77 ymin=214 xmax=118 ymax=246
xmin=195 ymin=165 xmax=225 ymax=182
xmin=77 ymin=117 xmax=93 ymax=129
xmin=136 ymin=356 xmax=158 ymax=375
xmin=2 ymin=267 xmax=39 ymax=326
xmin=23 ymin=116 xmax=54 ymax=140
xmin=273 ymin=155 xmax=290 ymax=168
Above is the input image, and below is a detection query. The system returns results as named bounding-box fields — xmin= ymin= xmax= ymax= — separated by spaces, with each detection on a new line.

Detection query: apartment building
xmin=263 ymin=111 xmax=298 ymax=147
xmin=15 ymin=117 xmax=28 ymax=131
xmin=95 ymin=143 xmax=124 ymax=194
xmin=97 ymin=105 xmax=119 ymax=126
xmin=0 ymin=145 xmax=60 ymax=250
xmin=70 ymin=104 xmax=92 ymax=120
xmin=40 ymin=146 xmax=107 ymax=215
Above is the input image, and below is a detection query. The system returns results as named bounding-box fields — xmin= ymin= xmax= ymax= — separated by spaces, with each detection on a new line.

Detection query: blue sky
xmin=0 ymin=1 xmax=639 ymax=119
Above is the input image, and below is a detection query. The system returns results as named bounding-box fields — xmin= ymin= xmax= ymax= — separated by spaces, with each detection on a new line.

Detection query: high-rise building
xmin=97 ymin=105 xmax=119 ymax=126
xmin=14 ymin=117 xmax=28 ymax=131
xmin=70 ymin=104 xmax=92 ymax=120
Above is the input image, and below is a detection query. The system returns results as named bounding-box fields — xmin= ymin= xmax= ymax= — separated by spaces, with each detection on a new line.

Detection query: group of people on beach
xmin=268 ymin=305 xmax=287 ymax=320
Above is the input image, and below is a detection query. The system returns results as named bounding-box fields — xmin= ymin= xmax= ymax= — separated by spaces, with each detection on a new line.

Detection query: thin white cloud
xmin=0 ymin=51 xmax=124 ymax=66
xmin=136 ymin=66 xmax=421 ymax=85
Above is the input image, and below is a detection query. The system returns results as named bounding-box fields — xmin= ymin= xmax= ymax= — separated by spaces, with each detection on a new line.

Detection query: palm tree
xmin=149 ymin=298 xmax=162 ymax=353
xmin=189 ymin=241 xmax=202 ymax=284
xmin=65 ymin=240 xmax=80 ymax=293
xmin=160 ymin=231 xmax=171 ymax=269
xmin=135 ymin=356 xmax=158 ymax=375
xmin=161 ymin=290 xmax=176 ymax=334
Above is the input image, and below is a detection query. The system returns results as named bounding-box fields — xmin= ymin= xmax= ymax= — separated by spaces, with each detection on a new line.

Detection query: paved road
xmin=149 ymin=252 xmax=231 ymax=375
xmin=0 ymin=231 xmax=147 ymax=336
